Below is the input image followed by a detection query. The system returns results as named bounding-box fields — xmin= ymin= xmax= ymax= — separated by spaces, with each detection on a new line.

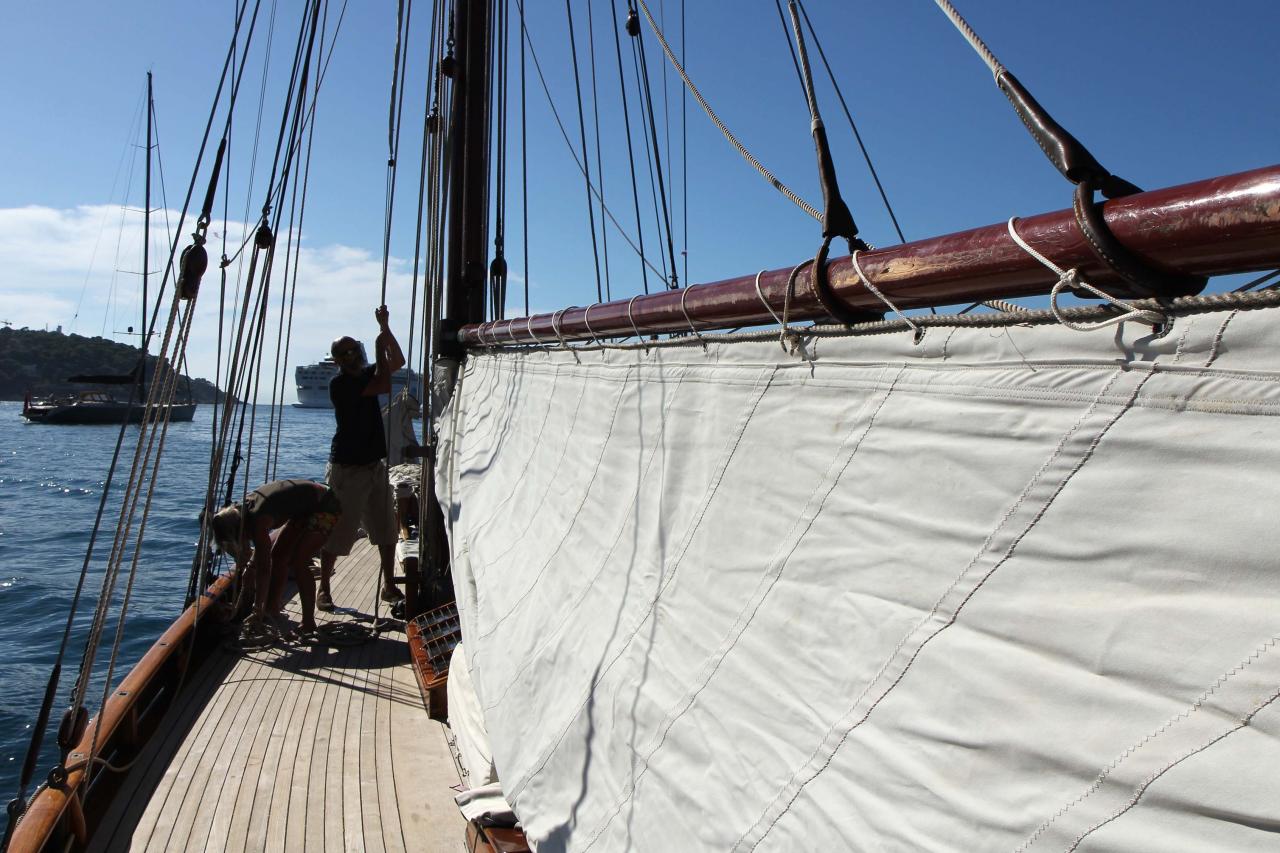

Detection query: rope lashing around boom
xmin=1006 ymin=217 xmax=1165 ymax=332
xmin=472 ymin=288 xmax=1280 ymax=355
xmin=632 ymin=0 xmax=821 ymax=223
xmin=931 ymin=0 xmax=1206 ymax=299
xmin=850 ymin=250 xmax=921 ymax=342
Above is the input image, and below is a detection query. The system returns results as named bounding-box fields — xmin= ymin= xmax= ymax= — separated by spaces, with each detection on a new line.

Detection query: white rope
xmin=679 ymin=285 xmax=707 ymax=348
xmin=526 ymin=315 xmax=543 ymax=346
xmin=754 ymin=269 xmax=784 ymax=326
xmin=1006 ymin=217 xmax=1165 ymax=332
xmin=582 ymin=303 xmax=603 ymax=345
xmin=627 ymin=296 xmax=648 ymax=350
xmin=933 ymin=0 xmax=1005 ymax=79
xmin=777 ymin=260 xmax=810 ymax=352
xmin=634 ymin=0 xmax=821 ymax=222
xmin=851 ymin=250 xmax=922 ymax=342
xmin=551 ymin=307 xmax=571 ymax=348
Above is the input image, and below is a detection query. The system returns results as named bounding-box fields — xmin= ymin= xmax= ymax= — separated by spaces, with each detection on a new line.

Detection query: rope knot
xmin=1008 ymin=217 xmax=1167 ymax=333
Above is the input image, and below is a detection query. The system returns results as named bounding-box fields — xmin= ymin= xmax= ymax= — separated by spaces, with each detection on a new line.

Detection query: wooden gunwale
xmin=9 ymin=574 xmax=236 ymax=852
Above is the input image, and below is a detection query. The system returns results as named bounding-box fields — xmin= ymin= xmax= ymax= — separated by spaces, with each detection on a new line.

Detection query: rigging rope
xmin=519 ymin=0 xmax=529 ymax=313
xmin=585 ymin=0 xmax=612 ymax=301
xmin=515 ymin=0 xmax=666 ymax=282
xmin=608 ymin=0 xmax=651 ymax=294
xmin=490 ymin=0 xmax=510 ymax=318
xmin=628 ymin=2 xmax=679 ymax=288
xmin=4 ymin=2 xmax=265 ymax=837
xmin=793 ymin=0 xmax=906 ymax=245
xmin=565 ymin=0 xmax=605 ymax=303
xmin=629 ymin=25 xmax=670 ymax=286
xmin=633 ymin=0 xmax=820 ymax=222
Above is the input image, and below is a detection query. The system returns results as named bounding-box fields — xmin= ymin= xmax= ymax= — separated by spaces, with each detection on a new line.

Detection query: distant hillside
xmin=0 ymin=328 xmax=225 ymax=403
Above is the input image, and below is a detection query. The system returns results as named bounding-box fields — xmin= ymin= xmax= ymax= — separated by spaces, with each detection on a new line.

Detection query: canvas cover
xmin=438 ymin=306 xmax=1280 ymax=852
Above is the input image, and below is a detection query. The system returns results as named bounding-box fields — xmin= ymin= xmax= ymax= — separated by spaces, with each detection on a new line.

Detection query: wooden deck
xmin=87 ymin=540 xmax=467 ymax=852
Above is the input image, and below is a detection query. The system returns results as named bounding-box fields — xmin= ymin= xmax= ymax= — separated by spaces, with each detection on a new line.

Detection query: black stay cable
xmin=795 ymin=0 xmax=905 ymax=244
xmin=628 ymin=2 xmax=679 ymax=288
xmin=407 ymin=0 xmax=446 ymax=375
xmin=586 ymin=0 xmax=611 ymax=301
xmin=610 ymin=0 xmax=649 ymax=295
xmin=2 ymin=1 xmax=258 ymax=841
xmin=490 ymin=0 xmax=509 ymax=318
xmin=227 ymin=0 xmax=323 ymax=509
xmin=519 ymin=0 xmax=529 ymax=314
xmin=565 ymin=0 xmax=605 ymax=303
xmin=629 ymin=16 xmax=669 ymax=285
xmin=679 ymin=0 xmax=687 ymax=286
xmin=517 ymin=0 xmax=666 ymax=283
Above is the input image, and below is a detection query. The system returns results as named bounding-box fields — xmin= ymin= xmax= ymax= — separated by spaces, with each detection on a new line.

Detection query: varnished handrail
xmin=8 ymin=575 xmax=235 ymax=852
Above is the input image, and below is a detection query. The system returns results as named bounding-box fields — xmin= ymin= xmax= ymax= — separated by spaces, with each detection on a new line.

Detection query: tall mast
xmin=441 ymin=0 xmax=493 ymax=351
xmin=142 ymin=71 xmax=152 ymax=357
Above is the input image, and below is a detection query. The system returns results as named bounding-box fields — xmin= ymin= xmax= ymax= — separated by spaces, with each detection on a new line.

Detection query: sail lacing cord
xmin=632 ymin=0 xmax=820 ymax=222
xmin=1006 ymin=217 xmax=1164 ymax=332
xmin=472 ymin=288 xmax=1280 ymax=353
xmin=850 ymin=250 xmax=921 ymax=341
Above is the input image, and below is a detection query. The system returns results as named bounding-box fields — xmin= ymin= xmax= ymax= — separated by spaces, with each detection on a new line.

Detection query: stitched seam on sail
xmin=470 ymin=364 xmax=636 ymax=645
xmin=1065 ymin=689 xmax=1280 ymax=852
xmin=1017 ymin=634 xmax=1280 ymax=850
xmin=469 ymin=376 xmax=592 ymax=573
xmin=467 ymin=364 xmax=569 ymax=548
xmin=733 ymin=367 xmax=1151 ymax=851
xmin=575 ymin=365 xmax=908 ymax=849
xmin=501 ymin=365 xmax=779 ymax=805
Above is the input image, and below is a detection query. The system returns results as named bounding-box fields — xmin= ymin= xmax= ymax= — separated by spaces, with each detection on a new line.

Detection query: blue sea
xmin=0 ymin=400 xmax=336 ymax=826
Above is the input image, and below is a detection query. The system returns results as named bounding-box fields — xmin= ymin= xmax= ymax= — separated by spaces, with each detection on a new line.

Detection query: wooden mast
xmin=142 ymin=71 xmax=152 ymax=358
xmin=442 ymin=0 xmax=494 ymax=341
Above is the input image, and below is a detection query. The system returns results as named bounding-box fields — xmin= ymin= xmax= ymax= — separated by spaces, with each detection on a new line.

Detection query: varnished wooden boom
xmin=462 ymin=164 xmax=1280 ymax=346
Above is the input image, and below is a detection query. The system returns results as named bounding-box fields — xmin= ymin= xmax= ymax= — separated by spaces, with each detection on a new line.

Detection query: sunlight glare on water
xmin=0 ymin=401 xmax=335 ymax=818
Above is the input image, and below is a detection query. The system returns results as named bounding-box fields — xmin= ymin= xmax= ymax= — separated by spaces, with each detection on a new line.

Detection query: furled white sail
xmin=439 ymin=307 xmax=1280 ymax=851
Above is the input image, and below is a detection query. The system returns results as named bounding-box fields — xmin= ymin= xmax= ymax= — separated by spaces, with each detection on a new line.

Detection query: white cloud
xmin=0 ymin=205 xmax=432 ymax=403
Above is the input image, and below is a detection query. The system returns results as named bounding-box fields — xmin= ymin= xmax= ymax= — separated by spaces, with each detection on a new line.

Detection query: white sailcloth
xmin=439 ymin=307 xmax=1280 ymax=851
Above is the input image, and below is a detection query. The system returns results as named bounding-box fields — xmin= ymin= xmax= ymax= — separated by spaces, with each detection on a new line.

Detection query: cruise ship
xmin=293 ymin=349 xmax=419 ymax=408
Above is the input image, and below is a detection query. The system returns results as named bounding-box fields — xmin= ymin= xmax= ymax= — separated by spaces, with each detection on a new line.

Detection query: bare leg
xmin=319 ymin=549 xmax=336 ymax=598
xmin=232 ymin=560 xmax=254 ymax=618
xmin=378 ymin=542 xmax=401 ymax=597
xmin=267 ymin=522 xmax=303 ymax=621
xmin=291 ymin=531 xmax=329 ymax=631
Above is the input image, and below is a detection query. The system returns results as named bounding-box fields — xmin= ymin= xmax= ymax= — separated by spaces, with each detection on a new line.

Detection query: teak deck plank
xmin=86 ymin=539 xmax=466 ymax=852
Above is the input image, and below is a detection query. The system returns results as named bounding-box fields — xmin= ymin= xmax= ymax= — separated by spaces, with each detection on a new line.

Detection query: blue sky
xmin=1 ymin=1 xmax=1277 ymax=398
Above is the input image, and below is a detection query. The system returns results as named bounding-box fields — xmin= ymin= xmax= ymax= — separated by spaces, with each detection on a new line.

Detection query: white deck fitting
xmin=88 ymin=540 xmax=466 ymax=852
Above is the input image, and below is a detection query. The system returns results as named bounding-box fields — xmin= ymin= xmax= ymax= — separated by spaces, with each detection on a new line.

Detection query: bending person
xmin=317 ymin=304 xmax=405 ymax=612
xmin=210 ymin=479 xmax=342 ymax=635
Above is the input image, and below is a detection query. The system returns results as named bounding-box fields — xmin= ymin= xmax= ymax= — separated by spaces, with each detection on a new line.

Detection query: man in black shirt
xmin=317 ymin=305 xmax=406 ymax=610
